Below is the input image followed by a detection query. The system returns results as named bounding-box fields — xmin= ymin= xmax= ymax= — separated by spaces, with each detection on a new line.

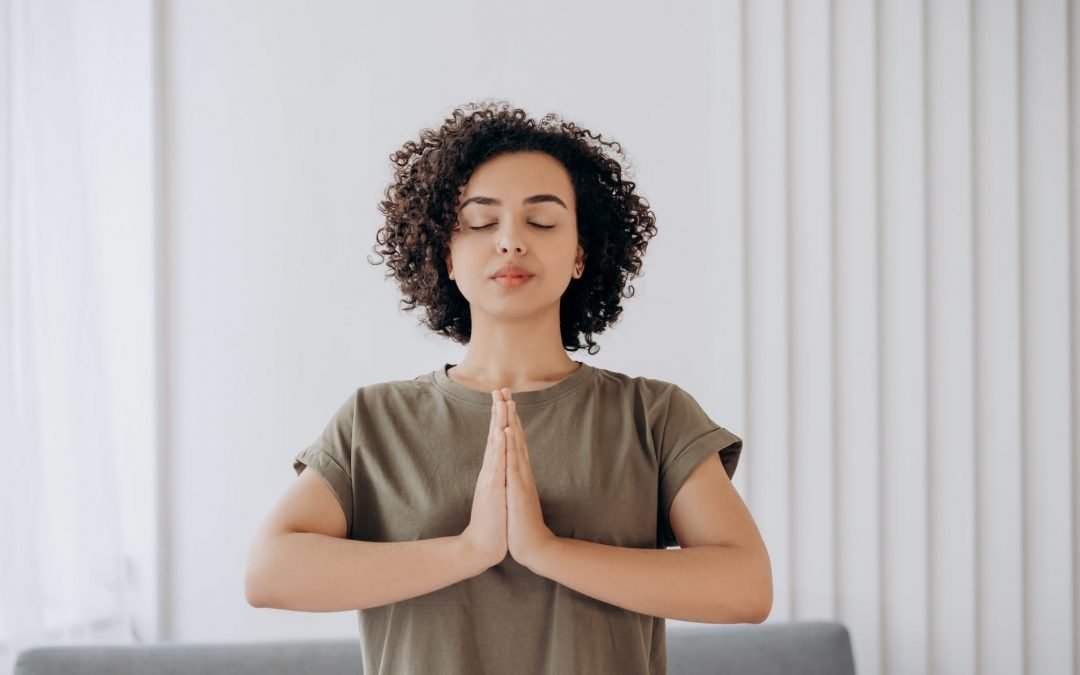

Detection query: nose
xmin=496 ymin=222 xmax=526 ymax=254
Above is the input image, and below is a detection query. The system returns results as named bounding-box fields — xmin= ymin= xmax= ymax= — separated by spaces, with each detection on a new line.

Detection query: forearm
xmin=245 ymin=532 xmax=484 ymax=612
xmin=527 ymin=538 xmax=772 ymax=624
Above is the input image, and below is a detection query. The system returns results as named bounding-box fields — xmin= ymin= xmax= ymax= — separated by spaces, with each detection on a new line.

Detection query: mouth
xmin=492 ymin=274 xmax=534 ymax=288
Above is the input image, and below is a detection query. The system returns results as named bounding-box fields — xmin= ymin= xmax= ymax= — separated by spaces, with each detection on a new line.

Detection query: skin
xmin=500 ymin=387 xmax=553 ymax=566
xmin=443 ymin=150 xmax=587 ymax=565
xmin=443 ymin=150 xmax=587 ymax=394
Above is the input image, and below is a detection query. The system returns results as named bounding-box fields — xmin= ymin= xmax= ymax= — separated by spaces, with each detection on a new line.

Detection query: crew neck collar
xmin=431 ymin=360 xmax=595 ymax=406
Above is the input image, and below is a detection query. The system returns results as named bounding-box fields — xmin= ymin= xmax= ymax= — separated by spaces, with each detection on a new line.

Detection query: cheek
xmin=450 ymin=247 xmax=475 ymax=270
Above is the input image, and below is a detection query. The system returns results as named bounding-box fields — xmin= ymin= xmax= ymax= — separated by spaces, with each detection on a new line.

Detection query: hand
xmin=459 ymin=390 xmax=510 ymax=571
xmin=500 ymin=388 xmax=557 ymax=570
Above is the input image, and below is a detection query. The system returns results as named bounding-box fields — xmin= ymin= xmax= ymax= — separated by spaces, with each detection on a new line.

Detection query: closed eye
xmin=470 ymin=223 xmax=555 ymax=230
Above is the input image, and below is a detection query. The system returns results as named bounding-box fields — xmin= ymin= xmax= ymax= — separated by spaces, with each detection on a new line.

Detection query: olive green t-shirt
xmin=292 ymin=361 xmax=743 ymax=675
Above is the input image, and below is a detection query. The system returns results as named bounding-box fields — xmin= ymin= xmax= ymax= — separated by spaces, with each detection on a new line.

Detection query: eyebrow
xmin=459 ymin=194 xmax=568 ymax=210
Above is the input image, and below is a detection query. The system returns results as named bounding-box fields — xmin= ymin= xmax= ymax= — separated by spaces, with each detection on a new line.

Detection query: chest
xmin=352 ymin=403 xmax=659 ymax=548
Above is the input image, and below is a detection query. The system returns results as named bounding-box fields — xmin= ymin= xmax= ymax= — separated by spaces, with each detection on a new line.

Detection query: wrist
xmin=520 ymin=534 xmax=561 ymax=576
xmin=455 ymin=534 xmax=498 ymax=576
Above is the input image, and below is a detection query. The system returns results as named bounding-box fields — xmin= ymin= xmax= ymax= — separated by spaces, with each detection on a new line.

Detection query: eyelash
xmin=469 ymin=223 xmax=555 ymax=230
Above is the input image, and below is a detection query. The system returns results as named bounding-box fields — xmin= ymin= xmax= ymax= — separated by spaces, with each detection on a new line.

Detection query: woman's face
xmin=445 ymin=151 xmax=584 ymax=319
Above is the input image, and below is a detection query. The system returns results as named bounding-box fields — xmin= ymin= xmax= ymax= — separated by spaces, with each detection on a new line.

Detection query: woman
xmin=245 ymin=100 xmax=772 ymax=675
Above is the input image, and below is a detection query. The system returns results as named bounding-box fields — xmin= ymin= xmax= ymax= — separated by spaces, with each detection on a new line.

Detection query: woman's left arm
xmin=501 ymin=394 xmax=772 ymax=624
xmin=525 ymin=534 xmax=771 ymax=624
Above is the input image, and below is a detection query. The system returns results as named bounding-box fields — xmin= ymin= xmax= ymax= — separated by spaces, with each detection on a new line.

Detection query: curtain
xmin=0 ymin=0 xmax=156 ymax=670
xmin=718 ymin=1 xmax=1077 ymax=673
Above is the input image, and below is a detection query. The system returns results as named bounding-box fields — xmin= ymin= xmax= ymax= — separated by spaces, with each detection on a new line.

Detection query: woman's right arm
xmin=244 ymin=467 xmax=486 ymax=612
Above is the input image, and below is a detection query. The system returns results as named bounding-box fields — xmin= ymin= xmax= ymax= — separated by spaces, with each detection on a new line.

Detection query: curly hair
xmin=368 ymin=99 xmax=658 ymax=356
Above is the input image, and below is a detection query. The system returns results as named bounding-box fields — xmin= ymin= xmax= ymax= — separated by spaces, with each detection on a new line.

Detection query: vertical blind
xmin=701 ymin=1 xmax=1077 ymax=674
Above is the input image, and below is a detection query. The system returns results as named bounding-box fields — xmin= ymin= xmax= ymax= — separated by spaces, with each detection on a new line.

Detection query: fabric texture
xmin=14 ymin=623 xmax=859 ymax=675
xmin=292 ymin=361 xmax=743 ymax=675
xmin=12 ymin=622 xmax=855 ymax=673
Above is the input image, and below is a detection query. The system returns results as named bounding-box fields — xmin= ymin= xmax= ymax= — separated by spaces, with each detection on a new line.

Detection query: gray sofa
xmin=14 ymin=620 xmax=855 ymax=674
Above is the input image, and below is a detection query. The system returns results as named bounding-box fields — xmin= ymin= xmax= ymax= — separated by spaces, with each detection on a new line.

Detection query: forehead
xmin=458 ymin=152 xmax=575 ymax=207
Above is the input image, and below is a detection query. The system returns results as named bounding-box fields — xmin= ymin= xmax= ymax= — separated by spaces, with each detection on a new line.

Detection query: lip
xmin=491 ymin=264 xmax=534 ymax=279
xmin=493 ymin=275 xmax=534 ymax=289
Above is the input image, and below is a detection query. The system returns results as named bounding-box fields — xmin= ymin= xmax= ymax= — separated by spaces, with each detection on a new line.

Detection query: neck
xmin=452 ymin=311 xmax=577 ymax=392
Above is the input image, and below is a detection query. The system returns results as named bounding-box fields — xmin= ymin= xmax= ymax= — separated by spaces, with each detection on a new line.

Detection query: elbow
xmin=739 ymin=550 xmax=773 ymax=624
xmin=738 ymin=592 xmax=771 ymax=624
xmin=245 ymin=531 xmax=301 ymax=609
xmin=244 ymin=567 xmax=268 ymax=608
xmin=704 ymin=544 xmax=774 ymax=624
xmin=750 ymin=595 xmax=772 ymax=624
xmin=245 ymin=530 xmax=293 ymax=609
xmin=244 ymin=541 xmax=277 ymax=609
xmin=750 ymin=565 xmax=773 ymax=623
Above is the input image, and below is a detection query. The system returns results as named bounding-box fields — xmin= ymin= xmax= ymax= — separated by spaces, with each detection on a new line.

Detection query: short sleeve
xmin=292 ymin=391 xmax=357 ymax=539
xmin=657 ymin=384 xmax=743 ymax=548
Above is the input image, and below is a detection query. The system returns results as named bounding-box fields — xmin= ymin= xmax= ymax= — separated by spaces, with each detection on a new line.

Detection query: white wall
xmin=161 ymin=2 xmax=1078 ymax=675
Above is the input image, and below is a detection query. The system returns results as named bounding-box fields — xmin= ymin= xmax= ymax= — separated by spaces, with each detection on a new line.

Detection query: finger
xmin=487 ymin=392 xmax=498 ymax=446
xmin=508 ymin=401 xmax=529 ymax=461
xmin=508 ymin=426 xmax=525 ymax=482
xmin=509 ymin=400 xmax=521 ymax=430
xmin=496 ymin=417 xmax=506 ymax=482
xmin=505 ymin=427 xmax=515 ymax=477
xmin=507 ymin=400 xmax=519 ymax=439
xmin=503 ymin=426 xmax=512 ymax=490
xmin=486 ymin=396 xmax=503 ymax=472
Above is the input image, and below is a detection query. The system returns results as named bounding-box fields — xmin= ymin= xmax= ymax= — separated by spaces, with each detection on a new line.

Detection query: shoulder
xmin=344 ymin=371 xmax=465 ymax=416
xmin=589 ymin=367 xmax=725 ymax=435
xmin=588 ymin=364 xmax=684 ymax=402
xmin=352 ymin=375 xmax=429 ymax=404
